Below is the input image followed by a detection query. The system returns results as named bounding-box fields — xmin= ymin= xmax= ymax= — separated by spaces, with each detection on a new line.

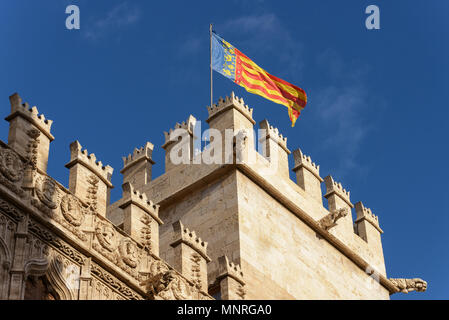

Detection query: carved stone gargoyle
xmin=389 ymin=278 xmax=428 ymax=294
xmin=142 ymin=269 xmax=193 ymax=300
xmin=319 ymin=208 xmax=349 ymax=230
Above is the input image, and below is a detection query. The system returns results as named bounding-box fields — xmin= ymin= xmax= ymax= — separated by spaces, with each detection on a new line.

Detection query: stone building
xmin=0 ymin=92 xmax=426 ymax=300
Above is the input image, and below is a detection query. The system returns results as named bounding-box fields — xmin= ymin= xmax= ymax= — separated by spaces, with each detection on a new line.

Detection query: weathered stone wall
xmin=236 ymin=171 xmax=390 ymax=299
xmin=158 ymin=171 xmax=240 ymax=288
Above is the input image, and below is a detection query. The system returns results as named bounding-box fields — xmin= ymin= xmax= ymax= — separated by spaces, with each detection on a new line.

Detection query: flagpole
xmin=209 ymin=23 xmax=213 ymax=109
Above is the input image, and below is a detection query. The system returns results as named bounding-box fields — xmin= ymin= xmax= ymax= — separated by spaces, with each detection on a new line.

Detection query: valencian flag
xmin=211 ymin=31 xmax=307 ymax=127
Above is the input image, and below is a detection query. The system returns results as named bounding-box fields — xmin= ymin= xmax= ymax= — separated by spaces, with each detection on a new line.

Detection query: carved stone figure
xmin=0 ymin=149 xmax=23 ymax=182
xmin=144 ymin=269 xmax=192 ymax=300
xmin=389 ymin=278 xmax=428 ymax=293
xmin=319 ymin=208 xmax=349 ymax=230
xmin=119 ymin=239 xmax=139 ymax=268
xmin=60 ymin=195 xmax=85 ymax=227
xmin=35 ymin=176 xmax=58 ymax=209
xmin=95 ymin=221 xmax=116 ymax=252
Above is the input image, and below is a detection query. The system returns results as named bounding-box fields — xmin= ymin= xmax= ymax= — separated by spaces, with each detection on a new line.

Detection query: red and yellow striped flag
xmin=212 ymin=31 xmax=307 ymax=127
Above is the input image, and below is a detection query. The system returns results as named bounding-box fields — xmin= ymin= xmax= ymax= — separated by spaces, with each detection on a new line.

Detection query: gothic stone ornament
xmin=60 ymin=195 xmax=85 ymax=227
xmin=119 ymin=239 xmax=139 ymax=268
xmin=157 ymin=270 xmax=193 ymax=300
xmin=26 ymin=128 xmax=40 ymax=169
xmin=0 ymin=149 xmax=24 ymax=182
xmin=389 ymin=278 xmax=428 ymax=293
xmin=145 ymin=269 xmax=192 ymax=300
xmin=35 ymin=176 xmax=58 ymax=209
xmin=319 ymin=208 xmax=349 ymax=231
xmin=86 ymin=175 xmax=99 ymax=213
xmin=95 ymin=221 xmax=116 ymax=252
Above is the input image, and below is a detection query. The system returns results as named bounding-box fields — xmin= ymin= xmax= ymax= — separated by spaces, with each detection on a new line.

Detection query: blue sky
xmin=0 ymin=1 xmax=447 ymax=299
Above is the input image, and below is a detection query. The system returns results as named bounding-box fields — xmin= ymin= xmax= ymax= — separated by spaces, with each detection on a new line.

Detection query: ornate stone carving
xmin=144 ymin=269 xmax=193 ymax=300
xmin=86 ymin=174 xmax=99 ymax=213
xmin=0 ymin=199 xmax=24 ymax=223
xmin=140 ymin=214 xmax=152 ymax=252
xmin=0 ymin=147 xmax=25 ymax=197
xmin=190 ymin=253 xmax=202 ymax=289
xmin=319 ymin=208 xmax=349 ymax=231
xmin=389 ymin=278 xmax=427 ymax=294
xmin=60 ymin=194 xmax=85 ymax=227
xmin=236 ymin=284 xmax=246 ymax=299
xmin=27 ymin=220 xmax=85 ymax=265
xmin=119 ymin=238 xmax=139 ymax=268
xmin=95 ymin=221 xmax=116 ymax=252
xmin=35 ymin=176 xmax=58 ymax=209
xmin=25 ymin=128 xmax=40 ymax=170
xmin=45 ymin=252 xmax=80 ymax=300
xmin=0 ymin=148 xmax=23 ymax=182
xmin=90 ymin=262 xmax=142 ymax=300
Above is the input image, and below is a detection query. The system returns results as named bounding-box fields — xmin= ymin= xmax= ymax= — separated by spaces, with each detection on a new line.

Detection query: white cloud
xmin=218 ymin=14 xmax=304 ymax=77
xmin=84 ymin=2 xmax=141 ymax=41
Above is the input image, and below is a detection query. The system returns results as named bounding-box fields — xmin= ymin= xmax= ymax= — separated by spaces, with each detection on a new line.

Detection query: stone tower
xmin=0 ymin=92 xmax=427 ymax=300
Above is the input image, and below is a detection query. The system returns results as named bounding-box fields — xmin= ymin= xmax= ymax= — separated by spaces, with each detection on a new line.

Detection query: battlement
xmin=217 ymin=255 xmax=245 ymax=285
xmin=355 ymin=201 xmax=383 ymax=233
xmin=162 ymin=115 xmax=197 ymax=148
xmin=65 ymin=140 xmax=113 ymax=187
xmin=292 ymin=148 xmax=322 ymax=181
xmin=207 ymin=92 xmax=255 ymax=124
xmin=324 ymin=175 xmax=353 ymax=208
xmin=120 ymin=182 xmax=161 ymax=223
xmin=121 ymin=142 xmax=155 ymax=171
xmin=6 ymin=93 xmax=54 ymax=141
xmin=259 ymin=119 xmax=289 ymax=154
xmin=170 ymin=221 xmax=210 ymax=262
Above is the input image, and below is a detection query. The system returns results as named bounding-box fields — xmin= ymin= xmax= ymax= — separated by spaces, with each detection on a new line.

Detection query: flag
xmin=211 ymin=31 xmax=307 ymax=127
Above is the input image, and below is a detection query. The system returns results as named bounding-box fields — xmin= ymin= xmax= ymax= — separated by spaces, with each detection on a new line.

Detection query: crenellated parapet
xmin=121 ymin=182 xmax=160 ymax=220
xmin=207 ymin=92 xmax=254 ymax=125
xmin=170 ymin=221 xmax=210 ymax=292
xmin=162 ymin=115 xmax=197 ymax=172
xmin=292 ymin=148 xmax=323 ymax=204
xmin=324 ymin=175 xmax=353 ymax=209
xmin=171 ymin=221 xmax=209 ymax=262
xmin=121 ymin=142 xmax=155 ymax=189
xmin=354 ymin=201 xmax=385 ymax=269
xmin=258 ymin=119 xmax=290 ymax=178
xmin=323 ymin=175 xmax=355 ymax=246
xmin=66 ymin=141 xmax=113 ymax=186
xmin=354 ymin=202 xmax=382 ymax=234
xmin=162 ymin=115 xmax=197 ymax=148
xmin=206 ymin=93 xmax=256 ymax=154
xmin=259 ymin=119 xmax=289 ymax=153
xmin=65 ymin=141 xmax=113 ymax=217
xmin=216 ymin=255 xmax=246 ymax=300
xmin=5 ymin=93 xmax=54 ymax=173
xmin=292 ymin=149 xmax=321 ymax=180
xmin=6 ymin=93 xmax=53 ymax=140
xmin=122 ymin=142 xmax=155 ymax=169
xmin=119 ymin=182 xmax=162 ymax=256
